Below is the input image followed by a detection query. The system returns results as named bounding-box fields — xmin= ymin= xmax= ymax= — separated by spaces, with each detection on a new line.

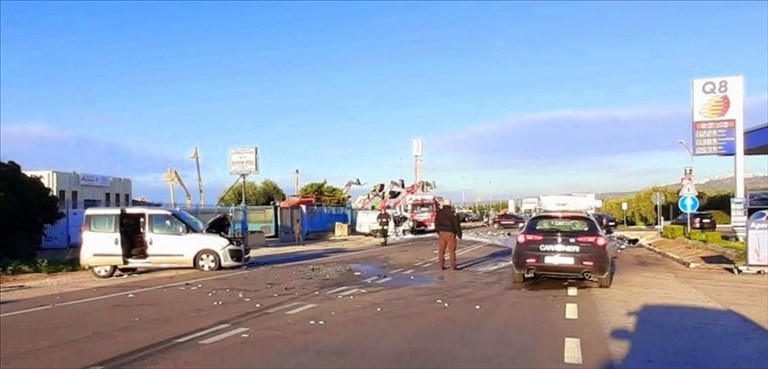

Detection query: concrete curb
xmin=640 ymin=243 xmax=699 ymax=269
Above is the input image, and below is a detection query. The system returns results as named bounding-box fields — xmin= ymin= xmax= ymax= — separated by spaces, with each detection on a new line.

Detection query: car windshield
xmin=525 ymin=216 xmax=598 ymax=234
xmin=172 ymin=210 xmax=205 ymax=232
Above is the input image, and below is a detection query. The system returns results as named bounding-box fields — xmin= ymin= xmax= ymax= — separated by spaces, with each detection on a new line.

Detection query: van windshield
xmin=173 ymin=210 xmax=205 ymax=232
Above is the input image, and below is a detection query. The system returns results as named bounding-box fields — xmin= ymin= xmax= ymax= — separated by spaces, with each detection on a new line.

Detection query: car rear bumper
xmin=512 ymin=257 xmax=610 ymax=278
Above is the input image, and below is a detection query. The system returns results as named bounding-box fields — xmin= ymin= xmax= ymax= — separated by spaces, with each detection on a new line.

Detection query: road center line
xmin=284 ymin=303 xmax=317 ymax=315
xmin=362 ymin=276 xmax=379 ymax=283
xmin=198 ymin=327 xmax=249 ymax=345
xmin=564 ymin=337 xmax=583 ymax=364
xmin=375 ymin=277 xmax=393 ymax=284
xmin=567 ymin=287 xmax=578 ymax=296
xmin=390 ymin=269 xmax=403 ymax=273
xmin=265 ymin=302 xmax=303 ymax=313
xmin=402 ymin=269 xmax=415 ymax=274
xmin=429 ymin=242 xmax=487 ymax=262
xmin=421 ymin=263 xmax=433 ymax=268
xmin=565 ymin=303 xmax=579 ymax=320
xmin=175 ymin=324 xmax=231 ymax=343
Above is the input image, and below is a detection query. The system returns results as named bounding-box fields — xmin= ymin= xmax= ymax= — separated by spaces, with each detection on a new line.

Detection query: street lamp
xmin=677 ymin=139 xmax=695 ymax=169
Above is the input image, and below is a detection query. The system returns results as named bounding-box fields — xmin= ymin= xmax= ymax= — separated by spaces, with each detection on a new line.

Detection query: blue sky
xmin=2 ymin=1 xmax=767 ymax=204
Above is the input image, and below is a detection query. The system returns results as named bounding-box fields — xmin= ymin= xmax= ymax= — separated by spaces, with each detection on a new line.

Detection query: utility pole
xmin=294 ymin=169 xmax=300 ymax=197
xmin=189 ymin=147 xmax=204 ymax=207
xmin=462 ymin=174 xmax=466 ymax=209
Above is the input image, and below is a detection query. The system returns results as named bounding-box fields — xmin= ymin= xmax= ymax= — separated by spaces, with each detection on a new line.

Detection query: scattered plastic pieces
xmin=475 ymin=305 xmax=481 ymax=310
xmin=127 ymin=294 xmax=135 ymax=298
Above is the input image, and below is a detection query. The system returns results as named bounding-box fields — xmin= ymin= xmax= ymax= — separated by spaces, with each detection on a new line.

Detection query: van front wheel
xmin=91 ymin=265 xmax=116 ymax=278
xmin=196 ymin=251 xmax=221 ymax=272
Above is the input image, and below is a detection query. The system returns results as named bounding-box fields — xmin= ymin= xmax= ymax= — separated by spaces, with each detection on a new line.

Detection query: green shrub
xmin=663 ymin=225 xmax=685 ymax=239
xmin=713 ymin=239 xmax=746 ymax=252
xmin=689 ymin=230 xmax=706 ymax=242
xmin=709 ymin=210 xmax=731 ymax=225
xmin=0 ymin=258 xmax=83 ymax=275
xmin=705 ymin=232 xmax=722 ymax=244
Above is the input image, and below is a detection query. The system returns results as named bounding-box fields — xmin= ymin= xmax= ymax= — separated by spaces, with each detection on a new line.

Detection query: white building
xmin=24 ymin=170 xmax=132 ymax=209
xmin=23 ymin=170 xmax=133 ymax=248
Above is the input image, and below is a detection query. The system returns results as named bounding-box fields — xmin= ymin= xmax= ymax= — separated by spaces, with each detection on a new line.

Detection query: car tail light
xmin=525 ymin=258 xmax=537 ymax=264
xmin=517 ymin=234 xmax=544 ymax=243
xmin=582 ymin=261 xmax=594 ymax=266
xmin=577 ymin=236 xmax=608 ymax=247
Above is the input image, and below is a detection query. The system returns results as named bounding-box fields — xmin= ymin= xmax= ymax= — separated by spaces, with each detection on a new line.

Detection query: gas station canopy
xmin=745 ymin=122 xmax=768 ymax=155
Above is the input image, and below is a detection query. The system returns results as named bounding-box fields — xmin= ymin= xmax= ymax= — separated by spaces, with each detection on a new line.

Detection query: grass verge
xmin=1 ymin=258 xmax=84 ymax=276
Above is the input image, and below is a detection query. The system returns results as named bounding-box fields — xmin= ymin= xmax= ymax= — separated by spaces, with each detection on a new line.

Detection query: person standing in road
xmin=377 ymin=208 xmax=392 ymax=245
xmin=435 ymin=199 xmax=462 ymax=270
xmin=294 ymin=218 xmax=304 ymax=246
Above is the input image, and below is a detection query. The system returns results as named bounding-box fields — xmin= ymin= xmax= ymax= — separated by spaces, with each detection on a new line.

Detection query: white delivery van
xmin=80 ymin=207 xmax=250 ymax=278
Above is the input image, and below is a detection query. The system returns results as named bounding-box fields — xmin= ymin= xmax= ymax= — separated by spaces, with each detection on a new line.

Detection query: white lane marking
xmin=565 ymin=303 xmax=579 ymax=320
xmin=326 ymin=286 xmax=352 ymax=294
xmin=362 ymin=276 xmax=379 ymax=283
xmin=175 ymin=324 xmax=231 ymax=343
xmin=564 ymin=337 xmax=583 ymax=364
xmin=0 ymin=270 xmax=252 ymax=319
xmin=284 ymin=303 xmax=317 ymax=315
xmin=266 ymin=302 xmax=303 ymax=313
xmin=1 ymin=236 xmax=426 ymax=319
xmin=402 ymin=269 xmax=415 ymax=274
xmin=567 ymin=287 xmax=578 ymax=296
xmin=198 ymin=327 xmax=250 ymax=345
xmin=390 ymin=269 xmax=404 ymax=273
xmin=375 ymin=277 xmax=393 ymax=284
xmin=421 ymin=263 xmax=433 ymax=268
xmin=414 ymin=261 xmax=425 ymax=266
xmin=338 ymin=288 xmax=362 ymax=296
xmin=0 ymin=305 xmax=52 ymax=317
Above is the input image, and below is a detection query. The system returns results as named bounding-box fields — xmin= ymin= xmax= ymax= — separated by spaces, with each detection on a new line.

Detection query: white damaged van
xmin=80 ymin=207 xmax=250 ymax=278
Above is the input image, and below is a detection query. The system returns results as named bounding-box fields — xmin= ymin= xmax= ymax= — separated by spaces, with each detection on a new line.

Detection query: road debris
xmin=127 ymin=294 xmax=135 ymax=298
xmin=475 ymin=305 xmax=481 ymax=309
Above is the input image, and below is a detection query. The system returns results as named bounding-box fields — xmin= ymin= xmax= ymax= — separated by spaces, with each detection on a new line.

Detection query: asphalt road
xmin=1 ymin=232 xmax=766 ymax=369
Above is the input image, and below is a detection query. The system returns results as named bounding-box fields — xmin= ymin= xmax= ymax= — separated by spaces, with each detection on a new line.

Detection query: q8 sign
xmin=691 ymin=76 xmax=744 ymax=156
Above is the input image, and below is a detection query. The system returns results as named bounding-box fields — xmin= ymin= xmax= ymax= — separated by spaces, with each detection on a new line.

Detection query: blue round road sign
xmin=678 ymin=195 xmax=700 ymax=213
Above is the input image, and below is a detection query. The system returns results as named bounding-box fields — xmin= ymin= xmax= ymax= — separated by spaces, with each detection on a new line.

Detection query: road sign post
xmin=621 ymin=202 xmax=628 ymax=228
xmin=229 ymin=147 xmax=259 ymax=241
xmin=678 ymin=195 xmax=700 ymax=236
xmin=651 ymin=193 xmax=666 ymax=231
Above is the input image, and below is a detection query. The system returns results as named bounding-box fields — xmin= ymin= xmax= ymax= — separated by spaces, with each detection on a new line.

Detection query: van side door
xmin=146 ymin=213 xmax=188 ymax=265
xmin=81 ymin=213 xmax=124 ymax=267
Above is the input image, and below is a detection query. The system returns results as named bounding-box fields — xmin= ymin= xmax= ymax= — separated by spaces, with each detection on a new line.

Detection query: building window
xmin=58 ymin=190 xmax=66 ymax=208
xmin=125 ymin=194 xmax=130 ymax=206
xmin=105 ymin=193 xmax=111 ymax=207
xmin=72 ymin=191 xmax=78 ymax=209
xmin=115 ymin=193 xmax=121 ymax=207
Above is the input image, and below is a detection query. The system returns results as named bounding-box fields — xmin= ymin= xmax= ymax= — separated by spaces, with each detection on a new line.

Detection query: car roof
xmin=84 ymin=206 xmax=177 ymax=215
xmin=533 ymin=211 xmax=593 ymax=218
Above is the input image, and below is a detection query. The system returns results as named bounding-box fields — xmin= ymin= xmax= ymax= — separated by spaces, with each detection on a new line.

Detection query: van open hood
xmin=204 ymin=213 xmax=232 ymax=236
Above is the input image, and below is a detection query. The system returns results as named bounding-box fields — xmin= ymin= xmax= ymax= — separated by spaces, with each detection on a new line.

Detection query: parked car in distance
xmin=457 ymin=211 xmax=483 ymax=223
xmin=491 ymin=213 xmax=526 ymax=229
xmin=593 ymin=213 xmax=618 ymax=231
xmin=671 ymin=211 xmax=717 ymax=231
xmin=749 ymin=210 xmax=768 ymax=222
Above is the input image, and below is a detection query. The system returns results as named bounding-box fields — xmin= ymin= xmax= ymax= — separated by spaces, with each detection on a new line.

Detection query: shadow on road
xmin=456 ymin=248 xmax=511 ymax=270
xmin=603 ymin=305 xmax=768 ymax=369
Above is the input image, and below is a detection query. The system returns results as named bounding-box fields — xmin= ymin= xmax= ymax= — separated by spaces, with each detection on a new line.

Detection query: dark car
xmin=492 ymin=213 xmax=526 ymax=229
xmin=593 ymin=213 xmax=618 ymax=231
xmin=671 ymin=212 xmax=717 ymax=231
xmin=511 ymin=211 xmax=616 ymax=288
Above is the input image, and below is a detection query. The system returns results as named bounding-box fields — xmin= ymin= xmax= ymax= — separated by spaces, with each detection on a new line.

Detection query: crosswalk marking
xmin=266 ymin=302 xmax=303 ymax=313
xmin=326 ymin=286 xmax=352 ymax=294
xmin=567 ymin=287 xmax=578 ymax=296
xmin=564 ymin=337 xmax=582 ymax=364
xmin=175 ymin=324 xmax=231 ymax=343
xmin=285 ymin=304 xmax=317 ymax=315
xmin=565 ymin=303 xmax=579 ymax=320
xmin=199 ymin=327 xmax=250 ymax=345
xmin=338 ymin=288 xmax=362 ymax=296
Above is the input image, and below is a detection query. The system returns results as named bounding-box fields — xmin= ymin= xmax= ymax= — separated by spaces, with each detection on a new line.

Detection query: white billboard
xmin=229 ymin=147 xmax=259 ymax=175
xmin=691 ymin=76 xmax=744 ymax=156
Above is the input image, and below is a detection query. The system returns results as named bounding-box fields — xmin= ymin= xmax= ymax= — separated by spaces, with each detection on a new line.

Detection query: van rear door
xmin=81 ymin=212 xmax=124 ymax=267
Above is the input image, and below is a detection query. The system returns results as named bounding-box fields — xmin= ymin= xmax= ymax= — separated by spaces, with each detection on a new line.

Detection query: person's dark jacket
xmin=435 ymin=205 xmax=462 ymax=239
